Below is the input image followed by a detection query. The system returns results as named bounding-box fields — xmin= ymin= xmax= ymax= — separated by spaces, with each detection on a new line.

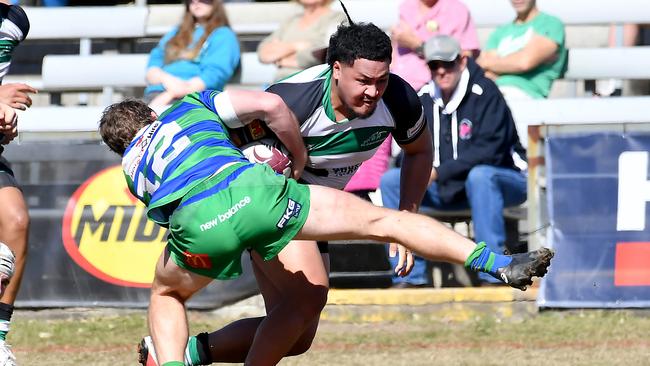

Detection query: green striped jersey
xmin=267 ymin=64 xmax=426 ymax=189
xmin=122 ymin=91 xmax=250 ymax=225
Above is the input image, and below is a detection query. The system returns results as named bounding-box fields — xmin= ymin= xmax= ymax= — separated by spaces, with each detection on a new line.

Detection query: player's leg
xmin=0 ymin=167 xmax=28 ymax=365
xmin=243 ymin=240 xmax=327 ymax=365
xmin=0 ymin=187 xmax=28 ymax=304
xmin=296 ymin=185 xmax=552 ymax=289
xmin=184 ymin=246 xmax=327 ymax=364
xmin=299 ymin=185 xmax=475 ymax=262
xmin=148 ymin=248 xmax=212 ymax=365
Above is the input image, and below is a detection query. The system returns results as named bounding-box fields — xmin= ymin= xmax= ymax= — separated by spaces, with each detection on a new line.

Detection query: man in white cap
xmin=381 ymin=34 xmax=528 ymax=286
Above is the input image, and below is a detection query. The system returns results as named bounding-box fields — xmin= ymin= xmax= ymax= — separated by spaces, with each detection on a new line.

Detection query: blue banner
xmin=539 ymin=132 xmax=650 ymax=308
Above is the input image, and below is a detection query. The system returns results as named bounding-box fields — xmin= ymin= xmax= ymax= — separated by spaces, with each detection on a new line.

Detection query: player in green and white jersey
xmin=0 ymin=4 xmax=34 ymax=365
xmin=100 ymin=89 xmax=552 ymax=366
xmin=190 ymin=22 xmax=434 ymax=363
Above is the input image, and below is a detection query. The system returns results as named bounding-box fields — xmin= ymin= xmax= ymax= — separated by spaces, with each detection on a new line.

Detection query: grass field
xmin=8 ymin=306 xmax=650 ymax=365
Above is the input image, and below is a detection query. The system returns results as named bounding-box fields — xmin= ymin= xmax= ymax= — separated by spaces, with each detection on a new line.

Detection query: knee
xmin=288 ymin=327 xmax=318 ymax=356
xmin=465 ymin=165 xmax=494 ymax=190
xmin=2 ymin=209 xmax=29 ymax=234
xmin=292 ymin=286 xmax=328 ymax=321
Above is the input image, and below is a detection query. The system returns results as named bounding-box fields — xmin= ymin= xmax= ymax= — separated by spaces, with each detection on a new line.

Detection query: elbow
xmin=516 ymin=56 xmax=538 ymax=73
xmin=260 ymin=93 xmax=284 ymax=114
xmin=257 ymin=46 xmax=276 ymax=64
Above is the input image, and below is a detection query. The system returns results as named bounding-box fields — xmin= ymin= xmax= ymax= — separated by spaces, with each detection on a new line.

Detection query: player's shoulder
xmin=0 ymin=4 xmax=29 ymax=40
xmin=383 ymin=73 xmax=422 ymax=113
xmin=266 ymin=65 xmax=329 ymax=122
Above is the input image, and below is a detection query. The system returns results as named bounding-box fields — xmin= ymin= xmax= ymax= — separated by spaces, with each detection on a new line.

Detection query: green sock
xmin=186 ymin=332 xmax=211 ymax=365
xmin=186 ymin=336 xmax=200 ymax=365
xmin=464 ymin=241 xmax=512 ymax=278
xmin=162 ymin=362 xmax=184 ymax=366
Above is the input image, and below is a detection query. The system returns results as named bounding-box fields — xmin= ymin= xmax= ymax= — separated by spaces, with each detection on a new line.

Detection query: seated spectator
xmin=477 ymin=0 xmax=567 ymax=100
xmin=596 ymin=23 xmax=650 ymax=96
xmin=390 ymin=0 xmax=480 ymax=92
xmin=257 ymin=0 xmax=345 ymax=82
xmin=381 ymin=35 xmax=528 ymax=286
xmin=144 ymin=0 xmax=240 ymax=107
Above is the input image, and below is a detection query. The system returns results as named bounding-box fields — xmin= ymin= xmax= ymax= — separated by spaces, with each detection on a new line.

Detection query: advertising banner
xmin=539 ymin=132 xmax=650 ymax=308
xmin=4 ymin=142 xmax=258 ymax=309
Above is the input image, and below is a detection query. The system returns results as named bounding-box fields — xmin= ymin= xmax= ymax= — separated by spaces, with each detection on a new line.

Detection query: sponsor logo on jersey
xmin=277 ymin=198 xmax=302 ymax=229
xmin=332 ymin=163 xmax=362 ymax=177
xmin=62 ymin=166 xmax=167 ymax=288
xmin=459 ymin=119 xmax=473 ymax=140
xmin=183 ymin=251 xmax=212 ymax=270
xmin=360 ymin=130 xmax=389 ymax=148
xmin=200 ymin=196 xmax=252 ymax=231
xmin=247 ymin=119 xmax=267 ymax=140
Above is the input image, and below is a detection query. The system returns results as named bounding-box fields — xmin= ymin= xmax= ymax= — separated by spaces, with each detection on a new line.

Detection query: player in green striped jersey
xmin=99 ymin=89 xmax=553 ymax=366
xmin=0 ymin=4 xmax=34 ymax=365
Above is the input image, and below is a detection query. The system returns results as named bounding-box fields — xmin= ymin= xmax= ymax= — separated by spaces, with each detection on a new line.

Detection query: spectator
xmin=390 ymin=0 xmax=480 ymax=92
xmin=381 ymin=35 xmax=528 ymax=287
xmin=596 ymin=23 xmax=650 ymax=96
xmin=144 ymin=0 xmax=240 ymax=107
xmin=477 ymin=0 xmax=567 ymax=100
xmin=257 ymin=0 xmax=346 ymax=81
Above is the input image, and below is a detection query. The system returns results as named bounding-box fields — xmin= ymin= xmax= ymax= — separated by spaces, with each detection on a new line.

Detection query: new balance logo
xmin=277 ymin=198 xmax=302 ymax=229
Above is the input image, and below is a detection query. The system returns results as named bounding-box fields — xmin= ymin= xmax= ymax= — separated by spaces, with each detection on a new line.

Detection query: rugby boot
xmin=138 ymin=336 xmax=158 ymax=366
xmin=496 ymin=247 xmax=554 ymax=290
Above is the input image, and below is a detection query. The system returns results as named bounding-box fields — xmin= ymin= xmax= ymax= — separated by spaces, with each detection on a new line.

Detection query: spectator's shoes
xmin=496 ymin=248 xmax=554 ymax=290
xmin=0 ymin=341 xmax=16 ymax=366
xmin=0 ymin=243 xmax=15 ymax=297
xmin=138 ymin=336 xmax=158 ymax=366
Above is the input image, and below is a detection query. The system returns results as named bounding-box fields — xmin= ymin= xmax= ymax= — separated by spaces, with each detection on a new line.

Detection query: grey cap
xmin=423 ymin=34 xmax=461 ymax=62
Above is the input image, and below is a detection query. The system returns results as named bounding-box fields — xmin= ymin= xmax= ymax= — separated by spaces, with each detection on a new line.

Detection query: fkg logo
xmin=617 ymin=151 xmax=650 ymax=231
xmin=277 ymin=198 xmax=302 ymax=229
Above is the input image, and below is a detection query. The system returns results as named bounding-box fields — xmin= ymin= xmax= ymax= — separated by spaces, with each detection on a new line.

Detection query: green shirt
xmin=486 ymin=12 xmax=567 ymax=98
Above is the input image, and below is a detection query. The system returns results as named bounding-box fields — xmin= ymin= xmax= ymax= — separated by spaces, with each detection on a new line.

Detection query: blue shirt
xmin=145 ymin=25 xmax=240 ymax=95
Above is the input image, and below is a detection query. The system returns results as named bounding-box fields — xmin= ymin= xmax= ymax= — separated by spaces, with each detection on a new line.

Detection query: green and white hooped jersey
xmin=0 ymin=4 xmax=29 ymax=81
xmin=267 ymin=64 xmax=426 ymax=189
xmin=122 ymin=91 xmax=250 ymax=225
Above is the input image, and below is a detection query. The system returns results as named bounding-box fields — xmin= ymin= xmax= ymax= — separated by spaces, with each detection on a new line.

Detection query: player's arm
xmin=383 ymin=74 xmax=433 ymax=276
xmin=397 ymin=128 xmax=433 ymax=212
xmin=213 ymin=89 xmax=307 ymax=178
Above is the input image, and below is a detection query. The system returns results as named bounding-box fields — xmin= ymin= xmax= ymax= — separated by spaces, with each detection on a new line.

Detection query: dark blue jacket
xmin=419 ymin=58 xmax=526 ymax=204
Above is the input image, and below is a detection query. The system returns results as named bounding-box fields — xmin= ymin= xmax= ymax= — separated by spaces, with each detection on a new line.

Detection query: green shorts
xmin=167 ymin=163 xmax=310 ymax=280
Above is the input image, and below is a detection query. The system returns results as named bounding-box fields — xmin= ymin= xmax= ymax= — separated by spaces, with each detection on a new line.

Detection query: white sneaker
xmin=0 ymin=341 xmax=16 ymax=366
xmin=0 ymin=242 xmax=15 ymax=295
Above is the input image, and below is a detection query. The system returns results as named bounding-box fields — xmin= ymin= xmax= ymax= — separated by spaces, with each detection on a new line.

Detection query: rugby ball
xmin=241 ymin=138 xmax=292 ymax=177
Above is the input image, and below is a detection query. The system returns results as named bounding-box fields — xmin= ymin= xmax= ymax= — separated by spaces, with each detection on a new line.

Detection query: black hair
xmin=326 ymin=22 xmax=392 ymax=66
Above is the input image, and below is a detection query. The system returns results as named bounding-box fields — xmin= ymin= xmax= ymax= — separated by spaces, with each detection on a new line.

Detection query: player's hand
xmin=0 ymin=103 xmax=18 ymax=144
xmin=161 ymin=75 xmax=190 ymax=98
xmin=290 ymin=148 xmax=307 ymax=180
xmin=0 ymin=83 xmax=37 ymax=111
xmin=391 ymin=21 xmax=420 ymax=50
xmin=389 ymin=242 xmax=414 ymax=277
xmin=148 ymin=91 xmax=175 ymax=108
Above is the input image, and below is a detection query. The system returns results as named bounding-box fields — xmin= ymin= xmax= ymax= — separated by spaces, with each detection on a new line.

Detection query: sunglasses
xmin=427 ymin=59 xmax=459 ymax=71
xmin=187 ymin=0 xmax=213 ymax=4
